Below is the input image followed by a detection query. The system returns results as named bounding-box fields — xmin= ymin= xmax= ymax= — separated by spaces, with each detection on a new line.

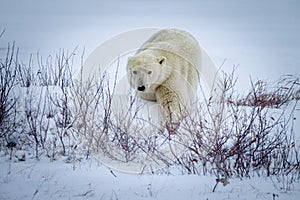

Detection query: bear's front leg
xmin=156 ymin=86 xmax=184 ymax=134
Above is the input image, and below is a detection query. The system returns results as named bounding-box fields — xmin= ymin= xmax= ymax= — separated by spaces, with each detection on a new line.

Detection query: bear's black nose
xmin=137 ymin=85 xmax=145 ymax=91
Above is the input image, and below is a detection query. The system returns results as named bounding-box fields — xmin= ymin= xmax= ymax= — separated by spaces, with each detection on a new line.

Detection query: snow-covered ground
xmin=1 ymin=155 xmax=300 ymax=200
xmin=1 ymin=0 xmax=300 ymax=199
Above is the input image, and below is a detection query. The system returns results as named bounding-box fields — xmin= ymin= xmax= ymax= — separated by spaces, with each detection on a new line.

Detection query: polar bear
xmin=126 ymin=29 xmax=201 ymax=132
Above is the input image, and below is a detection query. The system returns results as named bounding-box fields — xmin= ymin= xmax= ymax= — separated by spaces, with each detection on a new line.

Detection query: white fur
xmin=126 ymin=29 xmax=202 ymax=130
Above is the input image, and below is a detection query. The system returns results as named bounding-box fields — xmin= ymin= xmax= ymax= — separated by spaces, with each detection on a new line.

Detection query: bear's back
xmin=138 ymin=29 xmax=201 ymax=69
xmin=145 ymin=29 xmax=197 ymax=46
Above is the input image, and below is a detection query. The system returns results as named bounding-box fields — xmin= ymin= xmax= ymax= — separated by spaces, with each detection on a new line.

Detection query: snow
xmin=1 ymin=0 xmax=300 ymax=199
xmin=1 ymin=156 xmax=300 ymax=200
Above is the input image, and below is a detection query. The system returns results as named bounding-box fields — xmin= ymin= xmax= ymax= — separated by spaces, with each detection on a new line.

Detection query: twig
xmin=0 ymin=29 xmax=5 ymax=38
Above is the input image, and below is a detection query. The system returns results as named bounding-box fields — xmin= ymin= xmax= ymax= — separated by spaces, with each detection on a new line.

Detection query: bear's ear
xmin=158 ymin=56 xmax=166 ymax=65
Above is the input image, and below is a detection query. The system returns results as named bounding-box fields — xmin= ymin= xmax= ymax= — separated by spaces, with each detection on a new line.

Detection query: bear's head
xmin=126 ymin=52 xmax=170 ymax=93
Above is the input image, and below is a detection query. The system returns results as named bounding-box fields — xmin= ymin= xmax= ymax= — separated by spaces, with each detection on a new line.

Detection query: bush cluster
xmin=0 ymin=41 xmax=299 ymax=191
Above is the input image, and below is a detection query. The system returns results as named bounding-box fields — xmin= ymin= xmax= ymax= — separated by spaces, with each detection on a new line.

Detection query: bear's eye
xmin=147 ymin=70 xmax=152 ymax=75
xmin=132 ymin=70 xmax=137 ymax=75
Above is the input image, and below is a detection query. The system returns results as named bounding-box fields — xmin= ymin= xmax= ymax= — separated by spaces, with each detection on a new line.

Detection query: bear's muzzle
xmin=137 ymin=85 xmax=146 ymax=92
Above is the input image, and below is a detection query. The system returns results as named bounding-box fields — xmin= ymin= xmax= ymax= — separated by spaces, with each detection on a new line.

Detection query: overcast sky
xmin=0 ymin=0 xmax=299 ymax=89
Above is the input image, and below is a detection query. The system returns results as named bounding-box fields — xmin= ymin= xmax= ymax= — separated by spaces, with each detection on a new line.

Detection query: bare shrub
xmin=23 ymin=86 xmax=50 ymax=159
xmin=0 ymin=42 xmax=80 ymax=158
xmin=37 ymin=48 xmax=77 ymax=86
xmin=73 ymin=61 xmax=175 ymax=172
xmin=177 ymin=71 xmax=299 ymax=190
xmin=1 ymin=38 xmax=298 ymax=190
xmin=73 ymin=57 xmax=299 ymax=179
xmin=0 ymin=43 xmax=18 ymax=141
xmin=49 ymin=50 xmax=75 ymax=156
xmin=236 ymin=75 xmax=299 ymax=108
xmin=71 ymin=64 xmax=101 ymax=156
